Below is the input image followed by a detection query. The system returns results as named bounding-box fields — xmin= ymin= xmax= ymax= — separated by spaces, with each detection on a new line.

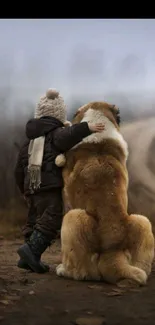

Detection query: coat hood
xmin=26 ymin=116 xmax=64 ymax=140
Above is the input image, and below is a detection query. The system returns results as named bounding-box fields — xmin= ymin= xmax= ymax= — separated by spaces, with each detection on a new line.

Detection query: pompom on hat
xmin=34 ymin=88 xmax=67 ymax=124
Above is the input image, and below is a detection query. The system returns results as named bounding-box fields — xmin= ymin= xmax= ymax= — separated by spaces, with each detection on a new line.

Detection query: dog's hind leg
xmin=127 ymin=214 xmax=154 ymax=276
xmin=56 ymin=208 xmax=101 ymax=281
xmin=98 ymin=250 xmax=147 ymax=286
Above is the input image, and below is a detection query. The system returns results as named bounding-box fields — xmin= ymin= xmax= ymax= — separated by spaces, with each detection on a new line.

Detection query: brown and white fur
xmin=56 ymin=102 xmax=154 ymax=285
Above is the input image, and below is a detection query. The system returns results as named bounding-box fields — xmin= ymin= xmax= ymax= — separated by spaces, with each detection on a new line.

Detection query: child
xmin=15 ymin=88 xmax=104 ymax=273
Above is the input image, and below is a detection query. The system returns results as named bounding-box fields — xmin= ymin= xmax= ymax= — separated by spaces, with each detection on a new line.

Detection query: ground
xmin=0 ymin=239 xmax=155 ymax=325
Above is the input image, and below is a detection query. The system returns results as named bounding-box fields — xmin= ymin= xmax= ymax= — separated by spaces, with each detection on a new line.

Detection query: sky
xmin=0 ymin=18 xmax=155 ymax=115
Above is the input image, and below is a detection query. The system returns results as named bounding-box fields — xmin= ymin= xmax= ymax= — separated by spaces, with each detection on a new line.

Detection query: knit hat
xmin=35 ymin=88 xmax=67 ymax=123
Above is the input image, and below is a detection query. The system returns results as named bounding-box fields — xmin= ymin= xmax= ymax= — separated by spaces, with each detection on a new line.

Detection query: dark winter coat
xmin=14 ymin=116 xmax=91 ymax=195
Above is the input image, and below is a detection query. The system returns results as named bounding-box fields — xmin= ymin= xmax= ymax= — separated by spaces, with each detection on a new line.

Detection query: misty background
xmin=1 ymin=19 xmax=155 ymax=118
xmin=0 ymin=18 xmax=155 ymax=236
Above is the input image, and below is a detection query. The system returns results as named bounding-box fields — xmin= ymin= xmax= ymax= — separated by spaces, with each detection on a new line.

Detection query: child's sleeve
xmin=53 ymin=122 xmax=92 ymax=152
xmin=14 ymin=146 xmax=25 ymax=194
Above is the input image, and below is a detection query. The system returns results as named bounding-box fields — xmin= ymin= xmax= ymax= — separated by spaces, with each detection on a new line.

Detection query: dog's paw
xmin=118 ymin=268 xmax=147 ymax=287
xmin=132 ymin=268 xmax=147 ymax=285
xmin=56 ymin=263 xmax=65 ymax=277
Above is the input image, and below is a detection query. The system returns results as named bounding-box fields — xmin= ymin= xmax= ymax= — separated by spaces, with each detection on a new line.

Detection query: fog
xmin=0 ymin=19 xmax=155 ymax=118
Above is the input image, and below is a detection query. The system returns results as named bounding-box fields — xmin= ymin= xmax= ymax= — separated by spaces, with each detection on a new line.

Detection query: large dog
xmin=56 ymin=102 xmax=154 ymax=285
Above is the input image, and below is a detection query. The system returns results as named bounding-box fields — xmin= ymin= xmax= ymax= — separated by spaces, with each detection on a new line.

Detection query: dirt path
xmin=0 ymin=240 xmax=155 ymax=325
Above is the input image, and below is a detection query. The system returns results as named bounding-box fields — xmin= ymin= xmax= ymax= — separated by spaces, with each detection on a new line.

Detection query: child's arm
xmin=53 ymin=122 xmax=104 ymax=152
xmin=14 ymin=145 xmax=25 ymax=194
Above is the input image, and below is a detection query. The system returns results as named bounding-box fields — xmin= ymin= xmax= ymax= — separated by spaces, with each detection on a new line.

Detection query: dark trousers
xmin=22 ymin=200 xmax=37 ymax=239
xmin=22 ymin=189 xmax=63 ymax=241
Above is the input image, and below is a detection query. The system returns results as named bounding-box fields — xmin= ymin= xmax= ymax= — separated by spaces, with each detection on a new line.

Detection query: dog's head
xmin=71 ymin=101 xmax=128 ymax=159
xmin=73 ymin=101 xmax=121 ymax=130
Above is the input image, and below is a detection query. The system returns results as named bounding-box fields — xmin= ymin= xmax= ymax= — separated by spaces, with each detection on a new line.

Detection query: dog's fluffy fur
xmin=56 ymin=101 xmax=154 ymax=285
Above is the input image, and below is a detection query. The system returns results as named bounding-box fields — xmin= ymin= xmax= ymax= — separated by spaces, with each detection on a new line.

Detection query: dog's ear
xmin=110 ymin=105 xmax=121 ymax=126
xmin=73 ymin=111 xmax=78 ymax=119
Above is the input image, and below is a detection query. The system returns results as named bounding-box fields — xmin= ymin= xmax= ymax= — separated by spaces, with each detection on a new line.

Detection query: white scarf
xmin=28 ymin=136 xmax=45 ymax=193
